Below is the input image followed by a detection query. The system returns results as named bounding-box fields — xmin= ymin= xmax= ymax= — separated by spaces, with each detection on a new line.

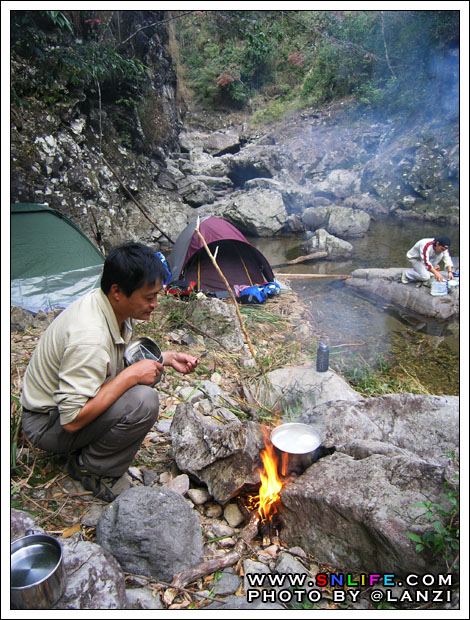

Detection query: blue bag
xmin=237 ymin=285 xmax=267 ymax=304
xmin=261 ymin=281 xmax=281 ymax=298
xmin=156 ymin=252 xmax=172 ymax=285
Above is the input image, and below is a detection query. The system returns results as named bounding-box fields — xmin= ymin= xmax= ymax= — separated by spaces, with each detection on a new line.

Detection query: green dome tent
xmin=11 ymin=203 xmax=104 ymax=313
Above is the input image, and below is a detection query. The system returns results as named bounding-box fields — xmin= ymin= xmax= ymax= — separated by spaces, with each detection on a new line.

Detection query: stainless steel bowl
xmin=11 ymin=531 xmax=66 ymax=609
xmin=124 ymin=337 xmax=164 ymax=386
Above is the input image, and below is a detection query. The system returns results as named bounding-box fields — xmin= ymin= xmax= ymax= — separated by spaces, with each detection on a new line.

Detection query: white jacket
xmin=406 ymin=238 xmax=453 ymax=271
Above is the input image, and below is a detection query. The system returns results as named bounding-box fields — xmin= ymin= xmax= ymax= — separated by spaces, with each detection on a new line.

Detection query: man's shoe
xmin=401 ymin=271 xmax=409 ymax=284
xmin=67 ymin=455 xmax=130 ymax=503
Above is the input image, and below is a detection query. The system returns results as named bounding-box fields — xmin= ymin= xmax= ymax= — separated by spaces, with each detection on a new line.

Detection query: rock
xmin=206 ymin=189 xmax=288 ymax=236
xmin=204 ymin=130 xmax=240 ymax=156
xmin=81 ymin=504 xmax=106 ymax=527
xmin=128 ymin=466 xmax=144 ymax=482
xmin=198 ymin=380 xmax=238 ymax=409
xmin=170 ymin=402 xmax=265 ymax=503
xmin=181 ymin=147 xmax=230 ymax=177
xmin=242 ymin=558 xmax=271 ymax=593
xmin=312 ymin=169 xmax=361 ymax=199
xmin=176 ymin=385 xmax=204 ymax=403
xmin=205 ymin=502 xmax=224 ymax=518
xmin=185 ymin=297 xmax=245 ymax=351
xmin=279 ymin=394 xmax=459 ymax=576
xmin=223 ymin=144 xmax=282 ymax=186
xmin=10 ymin=508 xmax=44 ymax=540
xmin=142 ymin=468 xmax=159 ymax=486
xmin=156 ymin=418 xmax=172 ymax=433
xmin=176 ymin=175 xmax=215 ymax=207
xmin=10 ymin=306 xmax=34 ymax=331
xmin=166 ymin=473 xmax=190 ymax=495
xmin=257 ymin=364 xmax=361 ymax=413
xmin=179 ymin=130 xmax=210 ymax=152
xmin=223 ymin=503 xmax=245 ymax=528
xmin=275 ymin=552 xmax=309 ymax=577
xmin=343 ymin=192 xmax=388 ymax=214
xmin=346 ymin=268 xmax=459 ymax=319
xmin=56 ymin=536 xmax=127 ymax=609
xmin=302 ymin=205 xmax=370 ymax=237
xmin=96 ymin=487 xmax=204 ymax=582
xmin=302 ymin=228 xmax=353 ymax=259
xmin=213 ymin=568 xmax=242 ymax=596
xmin=188 ymin=487 xmax=211 ymax=505
xmin=126 ymin=587 xmax=164 ymax=609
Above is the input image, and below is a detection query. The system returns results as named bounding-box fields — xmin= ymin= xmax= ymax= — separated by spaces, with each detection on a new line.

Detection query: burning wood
xmin=257 ymin=429 xmax=286 ymax=524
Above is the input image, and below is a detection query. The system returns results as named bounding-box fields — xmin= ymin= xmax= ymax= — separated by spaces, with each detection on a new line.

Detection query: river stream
xmin=249 ymin=216 xmax=460 ymax=395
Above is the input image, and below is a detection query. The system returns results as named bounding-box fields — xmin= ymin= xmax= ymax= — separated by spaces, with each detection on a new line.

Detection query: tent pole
xmin=195 ymin=218 xmax=259 ymax=366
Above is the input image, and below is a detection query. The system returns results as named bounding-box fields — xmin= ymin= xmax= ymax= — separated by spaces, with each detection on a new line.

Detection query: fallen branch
xmin=170 ymin=512 xmax=260 ymax=590
xmin=171 ymin=551 xmax=240 ymax=590
xmin=101 ymin=156 xmax=175 ymax=245
xmin=271 ymin=251 xmax=328 ymax=268
xmin=276 ymin=273 xmax=351 ymax=279
xmin=195 ymin=217 xmax=258 ymax=365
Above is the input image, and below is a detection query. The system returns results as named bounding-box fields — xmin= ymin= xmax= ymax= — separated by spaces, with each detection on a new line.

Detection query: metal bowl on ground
xmin=271 ymin=423 xmax=322 ymax=474
xmin=124 ymin=337 xmax=164 ymax=386
xmin=11 ymin=531 xmax=66 ymax=609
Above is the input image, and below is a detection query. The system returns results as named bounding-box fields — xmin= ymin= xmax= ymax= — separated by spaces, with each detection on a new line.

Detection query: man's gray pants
xmin=405 ymin=258 xmax=433 ymax=282
xmin=22 ymin=385 xmax=159 ymax=477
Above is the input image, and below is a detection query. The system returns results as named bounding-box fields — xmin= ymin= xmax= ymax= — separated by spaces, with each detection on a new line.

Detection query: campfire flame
xmin=257 ymin=432 xmax=286 ymax=523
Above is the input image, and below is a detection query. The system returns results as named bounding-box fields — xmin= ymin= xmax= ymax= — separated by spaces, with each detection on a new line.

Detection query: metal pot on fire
xmin=270 ymin=423 xmax=324 ymax=475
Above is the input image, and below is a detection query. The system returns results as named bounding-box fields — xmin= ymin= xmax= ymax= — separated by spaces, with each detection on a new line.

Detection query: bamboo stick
xmin=195 ymin=218 xmax=258 ymax=365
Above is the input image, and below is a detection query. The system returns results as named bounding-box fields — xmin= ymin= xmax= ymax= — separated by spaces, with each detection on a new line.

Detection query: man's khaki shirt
xmin=21 ymin=288 xmax=134 ymax=425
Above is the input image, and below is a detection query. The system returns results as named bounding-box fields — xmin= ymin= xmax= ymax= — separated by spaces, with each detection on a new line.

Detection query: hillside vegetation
xmin=174 ymin=10 xmax=459 ymax=123
xmin=11 ymin=9 xmax=460 ymax=130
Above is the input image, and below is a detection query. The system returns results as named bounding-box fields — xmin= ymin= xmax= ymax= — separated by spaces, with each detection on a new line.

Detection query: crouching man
xmin=401 ymin=236 xmax=454 ymax=284
xmin=21 ymin=242 xmax=199 ymax=502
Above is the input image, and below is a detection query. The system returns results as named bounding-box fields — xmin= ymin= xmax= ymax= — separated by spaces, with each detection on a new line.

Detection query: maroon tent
xmin=166 ymin=216 xmax=275 ymax=293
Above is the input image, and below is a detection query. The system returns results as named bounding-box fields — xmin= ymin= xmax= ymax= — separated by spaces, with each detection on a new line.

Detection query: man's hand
xmin=128 ymin=359 xmax=164 ymax=385
xmin=447 ymin=271 xmax=454 ymax=280
xmin=431 ymin=267 xmax=445 ymax=282
xmin=162 ymin=351 xmax=200 ymax=374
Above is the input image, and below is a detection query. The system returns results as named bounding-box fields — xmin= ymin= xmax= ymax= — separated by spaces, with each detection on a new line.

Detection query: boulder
xmin=223 ymin=144 xmax=282 ymax=187
xmin=56 ymin=536 xmax=128 ymax=609
xmin=179 ymin=129 xmax=210 ymax=152
xmin=301 ymin=205 xmax=370 ymax=237
xmin=311 ymin=169 xmax=361 ymax=199
xmin=181 ymin=147 xmax=231 ymax=177
xmin=257 ymin=364 xmax=362 ymax=414
xmin=176 ymin=175 xmax=216 ymax=207
xmin=343 ymin=192 xmax=388 ymax=214
xmin=346 ymin=268 xmax=459 ymax=319
xmin=204 ymin=130 xmax=240 ymax=156
xmin=302 ymin=228 xmax=353 ymax=259
xmin=206 ymin=189 xmax=288 ymax=237
xmin=279 ymin=394 xmax=459 ymax=576
xmin=170 ymin=402 xmax=265 ymax=503
xmin=96 ymin=486 xmax=204 ymax=582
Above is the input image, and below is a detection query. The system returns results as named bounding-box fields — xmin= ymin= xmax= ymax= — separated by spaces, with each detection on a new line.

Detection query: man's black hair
xmin=434 ymin=236 xmax=451 ymax=248
xmin=101 ymin=242 xmax=167 ymax=297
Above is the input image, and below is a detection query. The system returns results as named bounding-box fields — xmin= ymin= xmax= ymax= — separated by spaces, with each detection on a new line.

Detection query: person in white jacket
xmin=401 ymin=236 xmax=454 ymax=284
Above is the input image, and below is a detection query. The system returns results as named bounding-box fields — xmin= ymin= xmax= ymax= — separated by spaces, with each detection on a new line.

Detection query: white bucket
xmin=430 ymin=281 xmax=448 ymax=296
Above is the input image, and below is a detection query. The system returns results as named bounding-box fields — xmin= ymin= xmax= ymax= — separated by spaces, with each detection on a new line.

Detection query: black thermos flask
xmin=316 ymin=342 xmax=329 ymax=372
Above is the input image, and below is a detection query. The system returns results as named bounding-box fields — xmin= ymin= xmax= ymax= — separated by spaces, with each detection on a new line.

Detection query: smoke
xmin=428 ymin=48 xmax=460 ymax=119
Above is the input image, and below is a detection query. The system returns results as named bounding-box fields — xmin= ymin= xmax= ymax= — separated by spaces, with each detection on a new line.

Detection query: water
xmin=249 ymin=216 xmax=460 ymax=395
